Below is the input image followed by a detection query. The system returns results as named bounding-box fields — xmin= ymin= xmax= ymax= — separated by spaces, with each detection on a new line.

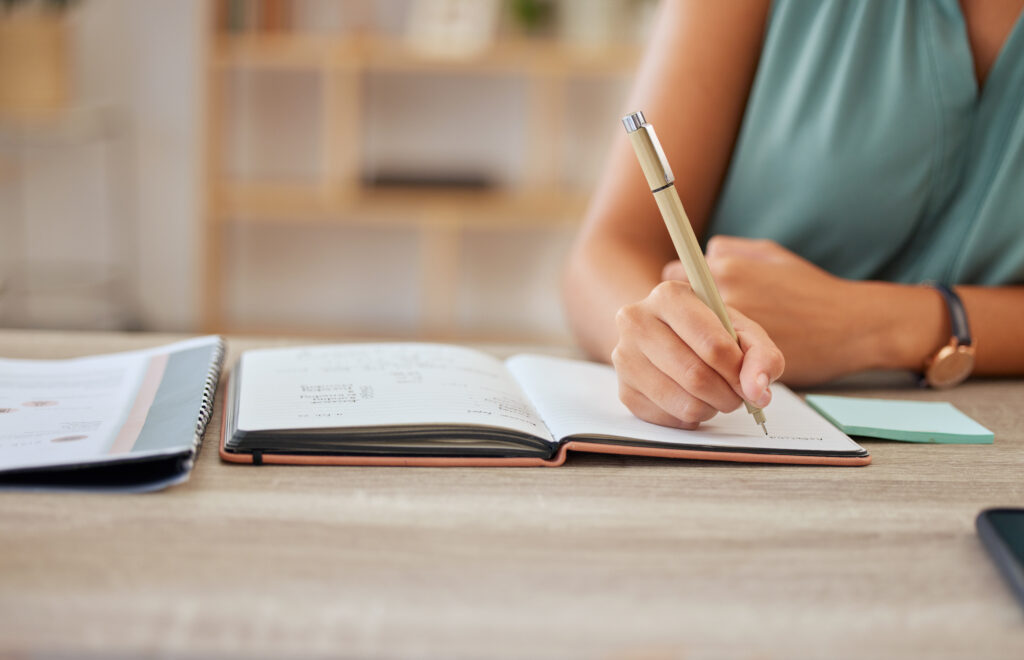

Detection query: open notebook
xmin=220 ymin=343 xmax=869 ymax=467
xmin=0 ymin=336 xmax=224 ymax=491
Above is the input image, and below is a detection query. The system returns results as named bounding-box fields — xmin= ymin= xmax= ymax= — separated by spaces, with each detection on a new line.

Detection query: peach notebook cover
xmin=218 ymin=344 xmax=870 ymax=468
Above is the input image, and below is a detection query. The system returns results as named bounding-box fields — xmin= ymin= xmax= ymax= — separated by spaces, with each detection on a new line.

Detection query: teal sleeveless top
xmin=708 ymin=0 xmax=1024 ymax=285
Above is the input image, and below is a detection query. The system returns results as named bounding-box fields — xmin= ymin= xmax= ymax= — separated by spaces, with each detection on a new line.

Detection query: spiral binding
xmin=193 ymin=337 xmax=226 ymax=451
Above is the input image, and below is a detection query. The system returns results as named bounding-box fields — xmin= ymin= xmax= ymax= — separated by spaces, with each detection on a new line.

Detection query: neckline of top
xmin=951 ymin=0 xmax=1024 ymax=102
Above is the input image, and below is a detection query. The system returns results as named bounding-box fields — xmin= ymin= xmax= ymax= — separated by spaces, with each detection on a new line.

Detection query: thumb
xmin=732 ymin=312 xmax=785 ymax=407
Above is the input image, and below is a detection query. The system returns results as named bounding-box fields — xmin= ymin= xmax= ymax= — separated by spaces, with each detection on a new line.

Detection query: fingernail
xmin=755 ymin=372 xmax=771 ymax=407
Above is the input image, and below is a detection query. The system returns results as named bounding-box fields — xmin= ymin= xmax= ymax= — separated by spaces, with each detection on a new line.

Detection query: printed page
xmin=235 ymin=343 xmax=554 ymax=443
xmin=0 ymin=336 xmax=217 ymax=472
xmin=506 ymin=354 xmax=864 ymax=454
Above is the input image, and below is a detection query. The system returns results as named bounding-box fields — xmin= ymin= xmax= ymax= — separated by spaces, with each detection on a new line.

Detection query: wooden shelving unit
xmin=211 ymin=32 xmax=642 ymax=76
xmin=201 ymin=3 xmax=641 ymax=339
xmin=216 ymin=182 xmax=589 ymax=228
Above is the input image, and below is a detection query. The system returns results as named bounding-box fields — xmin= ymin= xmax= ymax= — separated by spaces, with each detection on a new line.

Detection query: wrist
xmin=854 ymin=281 xmax=950 ymax=372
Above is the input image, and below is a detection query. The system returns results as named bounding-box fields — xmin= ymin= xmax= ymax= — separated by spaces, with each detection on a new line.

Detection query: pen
xmin=622 ymin=110 xmax=768 ymax=435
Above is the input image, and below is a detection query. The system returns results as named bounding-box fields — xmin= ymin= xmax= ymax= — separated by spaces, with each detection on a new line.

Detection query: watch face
xmin=927 ymin=346 xmax=975 ymax=388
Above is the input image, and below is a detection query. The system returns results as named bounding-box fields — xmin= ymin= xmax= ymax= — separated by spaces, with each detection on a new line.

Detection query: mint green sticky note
xmin=804 ymin=395 xmax=994 ymax=444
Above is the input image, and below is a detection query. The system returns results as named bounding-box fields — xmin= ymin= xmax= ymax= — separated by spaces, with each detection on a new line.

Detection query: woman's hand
xmin=663 ymin=236 xmax=878 ymax=385
xmin=612 ymin=278 xmax=785 ymax=429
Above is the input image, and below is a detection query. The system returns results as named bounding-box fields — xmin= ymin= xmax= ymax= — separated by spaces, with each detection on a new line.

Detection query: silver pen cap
xmin=622 ymin=111 xmax=647 ymax=134
xmin=622 ymin=111 xmax=674 ymax=190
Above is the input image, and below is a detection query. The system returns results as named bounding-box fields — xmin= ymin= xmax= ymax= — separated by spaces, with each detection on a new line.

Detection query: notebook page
xmin=0 ymin=336 xmax=219 ymax=471
xmin=235 ymin=343 xmax=554 ymax=443
xmin=506 ymin=354 xmax=862 ymax=454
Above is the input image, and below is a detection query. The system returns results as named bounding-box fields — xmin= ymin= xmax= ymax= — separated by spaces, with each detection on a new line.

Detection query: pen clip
xmin=622 ymin=111 xmax=674 ymax=189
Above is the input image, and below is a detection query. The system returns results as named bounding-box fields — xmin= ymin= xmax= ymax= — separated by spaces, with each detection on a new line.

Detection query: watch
xmin=922 ymin=282 xmax=975 ymax=388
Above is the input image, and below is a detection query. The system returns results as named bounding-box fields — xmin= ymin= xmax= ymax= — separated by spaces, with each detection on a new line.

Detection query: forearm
xmin=854 ymin=282 xmax=1024 ymax=377
xmin=962 ymin=286 xmax=1024 ymax=375
xmin=562 ymin=232 xmax=664 ymax=363
xmin=562 ymin=0 xmax=769 ymax=364
xmin=694 ymin=237 xmax=1024 ymax=385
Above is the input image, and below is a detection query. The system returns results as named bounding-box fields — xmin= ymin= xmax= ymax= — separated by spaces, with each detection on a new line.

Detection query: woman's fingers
xmin=636 ymin=318 xmax=744 ymax=413
xmin=612 ymin=278 xmax=784 ymax=429
xmin=661 ymin=259 xmax=687 ymax=282
xmin=613 ymin=315 xmax=723 ymax=426
xmin=733 ymin=309 xmax=786 ymax=406
xmin=617 ymin=383 xmax=700 ymax=430
xmin=613 ymin=350 xmax=717 ymax=428
xmin=705 ymin=235 xmax=784 ymax=262
xmin=613 ymin=282 xmax=749 ymax=426
xmin=648 ymin=281 xmax=746 ymax=398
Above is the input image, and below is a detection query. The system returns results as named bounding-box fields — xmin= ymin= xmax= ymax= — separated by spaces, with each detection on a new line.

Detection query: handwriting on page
xmin=236 ymin=344 xmax=553 ymax=440
xmin=298 ymin=383 xmax=375 ymax=410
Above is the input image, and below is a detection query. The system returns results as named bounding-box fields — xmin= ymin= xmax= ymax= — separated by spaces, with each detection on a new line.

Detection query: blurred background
xmin=0 ymin=0 xmax=653 ymax=344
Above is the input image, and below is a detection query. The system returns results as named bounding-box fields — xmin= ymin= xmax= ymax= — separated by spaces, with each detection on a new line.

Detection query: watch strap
xmin=927 ymin=282 xmax=972 ymax=346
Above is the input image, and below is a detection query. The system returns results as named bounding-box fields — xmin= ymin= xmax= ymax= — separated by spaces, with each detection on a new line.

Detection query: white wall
xmin=73 ymin=0 xmax=204 ymax=331
xmin=123 ymin=0 xmax=206 ymax=331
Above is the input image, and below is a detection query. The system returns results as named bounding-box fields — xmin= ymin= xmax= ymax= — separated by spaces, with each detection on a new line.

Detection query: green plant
xmin=508 ymin=0 xmax=555 ymax=34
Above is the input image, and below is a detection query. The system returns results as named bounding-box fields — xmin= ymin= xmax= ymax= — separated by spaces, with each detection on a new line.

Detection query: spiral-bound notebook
xmin=0 ymin=336 xmax=224 ymax=492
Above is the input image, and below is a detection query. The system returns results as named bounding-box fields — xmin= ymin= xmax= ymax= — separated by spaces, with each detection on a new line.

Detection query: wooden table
xmin=1 ymin=330 xmax=1023 ymax=658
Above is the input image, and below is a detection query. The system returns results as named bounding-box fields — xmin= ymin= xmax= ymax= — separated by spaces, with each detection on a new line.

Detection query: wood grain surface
xmin=1 ymin=330 xmax=1023 ymax=659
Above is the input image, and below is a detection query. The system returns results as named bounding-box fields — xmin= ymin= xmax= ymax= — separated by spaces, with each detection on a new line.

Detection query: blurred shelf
xmin=0 ymin=105 xmax=126 ymax=147
xmin=202 ymin=5 xmax=629 ymax=338
xmin=212 ymin=33 xmax=357 ymax=70
xmin=213 ymin=181 xmax=588 ymax=228
xmin=212 ymin=33 xmax=642 ymax=77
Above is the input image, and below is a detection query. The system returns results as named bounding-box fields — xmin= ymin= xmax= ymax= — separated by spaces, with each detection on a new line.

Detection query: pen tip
xmin=760 ymin=423 xmax=768 ymax=436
